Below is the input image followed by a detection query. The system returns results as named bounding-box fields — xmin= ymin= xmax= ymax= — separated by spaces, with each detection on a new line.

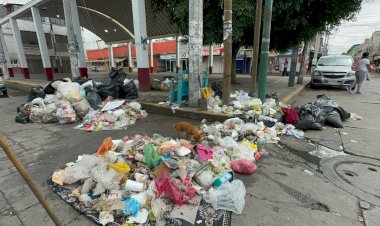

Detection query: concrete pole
xmin=249 ymin=0 xmax=263 ymax=95
xmin=0 ymin=28 xmax=12 ymax=78
xmin=63 ymin=0 xmax=79 ymax=78
xmin=222 ymin=0 xmax=232 ymax=105
xmin=149 ymin=39 xmax=154 ymax=73
xmin=128 ymin=42 xmax=133 ymax=72
xmin=31 ymin=7 xmax=53 ymax=81
xmin=209 ymin=45 xmax=214 ymax=74
xmin=10 ymin=18 xmax=29 ymax=79
xmin=188 ymin=0 xmax=203 ymax=108
xmin=70 ymin=0 xmax=88 ymax=78
xmin=0 ymin=37 xmax=9 ymax=80
xmin=109 ymin=44 xmax=115 ymax=68
xmin=257 ymin=0 xmax=273 ymax=101
xmin=132 ymin=0 xmax=150 ymax=91
xmin=176 ymin=36 xmax=180 ymax=73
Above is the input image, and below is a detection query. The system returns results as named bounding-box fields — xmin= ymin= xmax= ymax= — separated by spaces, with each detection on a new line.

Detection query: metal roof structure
xmin=0 ymin=0 xmax=178 ymax=43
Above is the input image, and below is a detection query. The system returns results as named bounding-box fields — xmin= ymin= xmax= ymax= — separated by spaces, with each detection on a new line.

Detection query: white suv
xmin=310 ymin=55 xmax=356 ymax=88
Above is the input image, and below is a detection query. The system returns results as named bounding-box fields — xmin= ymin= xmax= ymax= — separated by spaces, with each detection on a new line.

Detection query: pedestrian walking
xmin=282 ymin=58 xmax=289 ymax=76
xmin=348 ymin=52 xmax=376 ymax=94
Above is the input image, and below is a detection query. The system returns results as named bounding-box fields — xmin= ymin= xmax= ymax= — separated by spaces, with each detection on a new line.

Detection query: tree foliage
xmin=151 ymin=0 xmax=363 ymax=50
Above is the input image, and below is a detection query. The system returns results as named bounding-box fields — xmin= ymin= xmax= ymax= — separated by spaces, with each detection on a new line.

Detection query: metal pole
xmin=188 ymin=0 xmax=203 ymax=108
xmin=63 ymin=0 xmax=79 ymax=78
xmin=0 ymin=27 xmax=14 ymax=77
xmin=249 ymin=0 xmax=263 ymax=96
xmin=222 ymin=0 xmax=232 ymax=105
xmin=0 ymin=134 xmax=62 ymax=226
xmin=257 ymin=0 xmax=273 ymax=102
xmin=31 ymin=7 xmax=54 ymax=81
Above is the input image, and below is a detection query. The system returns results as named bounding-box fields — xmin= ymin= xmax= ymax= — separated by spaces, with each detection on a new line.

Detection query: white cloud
xmin=328 ymin=1 xmax=380 ymax=54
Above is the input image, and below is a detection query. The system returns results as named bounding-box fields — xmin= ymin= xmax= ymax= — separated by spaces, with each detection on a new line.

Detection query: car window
xmin=318 ymin=57 xmax=352 ymax=66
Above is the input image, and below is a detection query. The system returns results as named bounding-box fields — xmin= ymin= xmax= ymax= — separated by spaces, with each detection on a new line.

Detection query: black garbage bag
xmin=119 ymin=80 xmax=138 ymax=99
xmin=86 ymin=91 xmax=102 ymax=110
xmin=72 ymin=77 xmax=87 ymax=85
xmin=295 ymin=114 xmax=323 ymax=130
xmin=314 ymin=94 xmax=351 ymax=124
xmin=15 ymin=112 xmax=30 ymax=124
xmin=295 ymin=103 xmax=325 ymax=130
xmin=97 ymin=83 xmax=119 ymax=100
xmin=17 ymin=104 xmax=25 ymax=113
xmin=44 ymin=79 xmax=69 ymax=94
xmin=212 ymin=81 xmax=223 ymax=97
xmin=324 ymin=110 xmax=344 ymax=128
xmin=27 ymin=86 xmax=46 ymax=102
xmin=109 ymin=68 xmax=126 ymax=86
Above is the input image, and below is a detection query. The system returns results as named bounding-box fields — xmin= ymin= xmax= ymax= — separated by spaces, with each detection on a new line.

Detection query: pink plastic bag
xmin=155 ymin=172 xmax=196 ymax=205
xmin=231 ymin=159 xmax=257 ymax=175
xmin=196 ymin=144 xmax=214 ymax=161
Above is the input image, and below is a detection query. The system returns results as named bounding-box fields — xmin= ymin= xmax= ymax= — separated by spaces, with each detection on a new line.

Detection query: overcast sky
xmin=328 ymin=0 xmax=380 ymax=54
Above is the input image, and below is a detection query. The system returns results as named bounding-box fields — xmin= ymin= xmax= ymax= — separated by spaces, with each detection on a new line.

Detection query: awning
xmin=0 ymin=0 xmax=178 ymax=43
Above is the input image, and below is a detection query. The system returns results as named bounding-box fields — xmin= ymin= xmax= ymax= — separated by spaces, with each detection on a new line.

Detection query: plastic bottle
xmin=213 ymin=172 xmax=233 ymax=188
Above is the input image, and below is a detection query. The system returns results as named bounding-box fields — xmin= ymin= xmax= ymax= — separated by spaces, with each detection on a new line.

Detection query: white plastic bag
xmin=60 ymin=155 xmax=100 ymax=184
xmin=44 ymin=94 xmax=57 ymax=104
xmin=204 ymin=179 xmax=246 ymax=214
xmin=57 ymin=82 xmax=82 ymax=103
xmin=56 ymin=103 xmax=78 ymax=124
xmin=72 ymin=98 xmax=91 ymax=119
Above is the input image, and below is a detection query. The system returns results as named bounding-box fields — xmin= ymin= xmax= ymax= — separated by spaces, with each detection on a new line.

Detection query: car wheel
xmin=310 ymin=82 xmax=317 ymax=89
xmin=3 ymin=90 xmax=7 ymax=95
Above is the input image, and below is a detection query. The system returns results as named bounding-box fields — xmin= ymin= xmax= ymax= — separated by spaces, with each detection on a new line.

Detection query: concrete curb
xmin=280 ymin=82 xmax=309 ymax=105
xmin=5 ymin=80 xmax=43 ymax=93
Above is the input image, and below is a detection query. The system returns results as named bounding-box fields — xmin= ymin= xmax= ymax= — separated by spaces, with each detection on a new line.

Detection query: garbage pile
xmin=294 ymin=94 xmax=352 ymax=130
xmin=49 ymin=126 xmax=268 ymax=225
xmin=15 ymin=70 xmax=144 ymax=130
xmin=75 ymin=100 xmax=148 ymax=131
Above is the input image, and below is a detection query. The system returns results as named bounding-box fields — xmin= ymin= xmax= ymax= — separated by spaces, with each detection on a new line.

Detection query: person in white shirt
xmin=347 ymin=52 xmax=376 ymax=94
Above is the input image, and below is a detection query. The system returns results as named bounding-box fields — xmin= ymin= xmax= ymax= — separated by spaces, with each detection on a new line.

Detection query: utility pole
xmin=222 ymin=0 xmax=232 ymax=105
xmin=188 ymin=0 xmax=203 ymax=108
xmin=249 ymin=0 xmax=263 ymax=96
xmin=257 ymin=0 xmax=273 ymax=102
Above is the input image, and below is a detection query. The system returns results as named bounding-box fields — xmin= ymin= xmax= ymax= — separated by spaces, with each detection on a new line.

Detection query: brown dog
xmin=174 ymin=122 xmax=203 ymax=143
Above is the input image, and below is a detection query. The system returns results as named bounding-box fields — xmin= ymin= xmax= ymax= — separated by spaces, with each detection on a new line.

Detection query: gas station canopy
xmin=0 ymin=0 xmax=178 ymax=43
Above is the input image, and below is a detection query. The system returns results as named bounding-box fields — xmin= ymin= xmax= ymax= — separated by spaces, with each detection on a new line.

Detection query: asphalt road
xmin=0 ymin=86 xmax=372 ymax=226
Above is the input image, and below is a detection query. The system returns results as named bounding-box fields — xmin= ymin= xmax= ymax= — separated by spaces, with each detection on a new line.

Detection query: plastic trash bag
xmin=109 ymin=68 xmax=127 ymax=86
xmin=72 ymin=76 xmax=87 ymax=85
xmin=59 ymin=154 xmax=100 ymax=184
xmin=57 ymin=82 xmax=82 ymax=103
xmin=27 ymin=86 xmax=46 ymax=102
xmin=324 ymin=110 xmax=344 ymax=128
xmin=155 ymin=172 xmax=196 ymax=205
xmin=212 ymin=81 xmax=223 ymax=97
xmin=97 ymin=83 xmax=119 ymax=100
xmin=96 ymin=137 xmax=114 ymax=156
xmin=44 ymin=94 xmax=57 ymax=104
xmin=72 ymin=98 xmax=91 ymax=119
xmin=144 ymin=143 xmax=160 ymax=170
xmin=295 ymin=103 xmax=325 ymax=130
xmin=29 ymin=106 xmax=46 ymax=123
xmin=56 ymin=103 xmax=77 ymax=124
xmin=281 ymin=107 xmax=300 ymax=125
xmin=15 ymin=112 xmax=30 ymax=124
xmin=119 ymin=80 xmax=138 ymax=99
xmin=86 ymin=91 xmax=102 ymax=110
xmin=121 ymin=198 xmax=140 ymax=216
xmin=204 ymin=179 xmax=246 ymax=214
xmin=41 ymin=103 xmax=58 ymax=123
xmin=231 ymin=159 xmax=257 ymax=174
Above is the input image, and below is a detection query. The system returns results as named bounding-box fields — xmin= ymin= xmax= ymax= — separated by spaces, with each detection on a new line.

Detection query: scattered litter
xmin=303 ymin=169 xmax=314 ymax=176
xmin=342 ymin=132 xmax=348 ymax=135
xmin=350 ymin=140 xmax=358 ymax=143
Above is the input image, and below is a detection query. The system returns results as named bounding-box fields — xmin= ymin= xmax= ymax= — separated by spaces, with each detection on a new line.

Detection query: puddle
xmin=309 ymin=145 xmax=347 ymax=160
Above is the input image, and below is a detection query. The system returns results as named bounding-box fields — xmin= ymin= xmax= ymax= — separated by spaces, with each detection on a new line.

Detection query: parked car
xmin=310 ymin=55 xmax=355 ymax=88
xmin=0 ymin=77 xmax=7 ymax=95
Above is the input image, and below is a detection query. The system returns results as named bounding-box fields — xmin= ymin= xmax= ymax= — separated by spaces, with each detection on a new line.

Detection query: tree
xmin=151 ymin=0 xmax=363 ymax=83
